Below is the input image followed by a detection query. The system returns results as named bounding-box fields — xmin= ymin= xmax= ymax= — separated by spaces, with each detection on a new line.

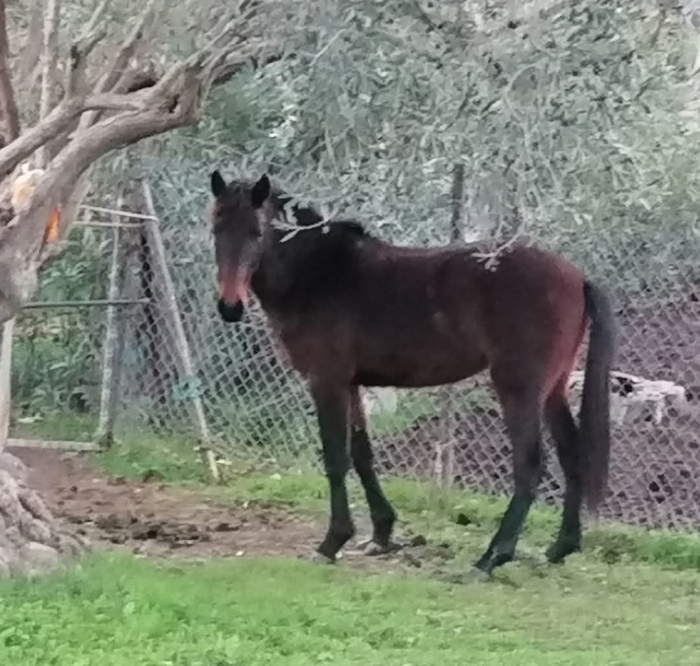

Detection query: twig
xmin=211 ymin=49 xmax=284 ymax=86
xmin=79 ymin=204 xmax=156 ymax=221
xmin=449 ymin=162 xmax=464 ymax=243
xmin=65 ymin=0 xmax=109 ymax=97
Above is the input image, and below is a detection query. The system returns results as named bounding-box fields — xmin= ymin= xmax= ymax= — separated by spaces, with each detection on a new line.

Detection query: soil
xmin=375 ymin=296 xmax=700 ymax=532
xmin=8 ymin=447 xmax=439 ymax=573
xmin=10 ymin=446 xmax=322 ymax=562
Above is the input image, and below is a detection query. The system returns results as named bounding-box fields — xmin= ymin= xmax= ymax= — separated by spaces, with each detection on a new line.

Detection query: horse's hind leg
xmin=544 ymin=387 xmax=583 ymax=563
xmin=473 ymin=374 xmax=544 ymax=577
xmin=310 ymin=381 xmax=356 ymax=562
xmin=349 ymin=387 xmax=398 ymax=554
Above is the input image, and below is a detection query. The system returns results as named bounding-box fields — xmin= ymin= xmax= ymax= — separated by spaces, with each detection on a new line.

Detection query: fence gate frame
xmin=0 ymin=182 xmax=219 ymax=481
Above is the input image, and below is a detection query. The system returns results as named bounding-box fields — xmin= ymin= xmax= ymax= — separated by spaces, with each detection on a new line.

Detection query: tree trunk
xmin=0 ymin=451 xmax=88 ymax=577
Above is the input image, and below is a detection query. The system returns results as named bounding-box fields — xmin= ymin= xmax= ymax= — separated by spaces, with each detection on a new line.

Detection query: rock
xmin=19 ymin=484 xmax=57 ymax=525
xmin=17 ymin=542 xmax=61 ymax=571
xmin=0 ymin=470 xmax=22 ymax=518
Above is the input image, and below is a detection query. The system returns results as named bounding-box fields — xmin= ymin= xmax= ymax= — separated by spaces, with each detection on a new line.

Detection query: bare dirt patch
xmin=8 ymin=447 xmax=436 ymax=574
xmin=10 ymin=447 xmax=322 ymax=562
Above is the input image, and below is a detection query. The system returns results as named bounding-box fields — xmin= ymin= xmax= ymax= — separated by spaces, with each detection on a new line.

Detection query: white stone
xmin=362 ymin=387 xmax=399 ymax=416
xmin=17 ymin=541 xmax=61 ymax=574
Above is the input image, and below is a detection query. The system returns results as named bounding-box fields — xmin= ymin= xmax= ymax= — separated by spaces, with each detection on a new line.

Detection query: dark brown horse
xmin=208 ymin=171 xmax=616 ymax=577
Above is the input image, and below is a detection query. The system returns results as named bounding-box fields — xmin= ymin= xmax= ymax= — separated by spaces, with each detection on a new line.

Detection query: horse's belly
xmin=354 ymin=345 xmax=487 ymax=388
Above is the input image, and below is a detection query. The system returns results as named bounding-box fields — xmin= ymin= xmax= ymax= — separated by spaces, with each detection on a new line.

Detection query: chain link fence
xmin=7 ymin=0 xmax=700 ymax=535
xmin=8 ymin=177 xmax=700 ymax=534
xmin=119 ymin=174 xmax=700 ymax=534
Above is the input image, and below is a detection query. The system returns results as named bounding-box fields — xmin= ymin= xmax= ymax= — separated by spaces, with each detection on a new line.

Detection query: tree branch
xmin=46 ymin=0 xmax=110 ymax=162
xmin=0 ymin=0 xmax=274 ymax=325
xmin=75 ymin=0 xmax=159 ymax=135
xmin=37 ymin=0 xmax=61 ymax=167
xmin=95 ymin=0 xmax=158 ymax=95
xmin=65 ymin=0 xmax=109 ymax=97
xmin=211 ymin=45 xmax=285 ymax=86
xmin=0 ymin=93 xmax=151 ymax=180
xmin=0 ymin=0 xmax=19 ymax=145
xmin=17 ymin=3 xmax=43 ymax=85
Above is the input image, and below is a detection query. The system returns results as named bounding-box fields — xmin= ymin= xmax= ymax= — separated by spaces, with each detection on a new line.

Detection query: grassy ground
xmin=3 ymin=419 xmax=700 ymax=665
xmin=1 ymin=550 xmax=699 ymax=665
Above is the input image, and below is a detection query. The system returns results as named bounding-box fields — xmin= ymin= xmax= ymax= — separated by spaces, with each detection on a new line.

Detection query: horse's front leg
xmin=349 ymin=387 xmax=397 ymax=554
xmin=310 ymin=380 xmax=355 ymax=562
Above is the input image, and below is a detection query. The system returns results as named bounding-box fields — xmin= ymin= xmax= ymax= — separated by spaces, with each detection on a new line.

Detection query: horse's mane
xmin=225 ymin=178 xmax=371 ymax=242
xmin=239 ymin=180 xmax=374 ymax=307
xmin=270 ymin=186 xmax=370 ymax=242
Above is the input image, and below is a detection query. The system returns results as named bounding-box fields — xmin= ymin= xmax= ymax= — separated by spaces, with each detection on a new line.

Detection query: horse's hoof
xmin=545 ymin=540 xmax=580 ymax=565
xmin=467 ymin=566 xmax=492 ymax=582
xmin=303 ymin=552 xmax=336 ymax=565
xmin=362 ymin=539 xmax=402 ymax=556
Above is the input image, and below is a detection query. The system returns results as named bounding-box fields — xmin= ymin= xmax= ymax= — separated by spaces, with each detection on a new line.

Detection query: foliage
xmin=144 ymin=0 xmax=700 ymax=278
xmin=12 ymin=1 xmax=700 ymax=452
xmin=11 ymin=231 xmax=108 ymax=414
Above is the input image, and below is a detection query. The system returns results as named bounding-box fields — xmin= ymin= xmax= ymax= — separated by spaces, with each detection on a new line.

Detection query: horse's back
xmin=276 ymin=236 xmax=588 ymax=392
xmin=363 ymin=239 xmax=588 ymax=392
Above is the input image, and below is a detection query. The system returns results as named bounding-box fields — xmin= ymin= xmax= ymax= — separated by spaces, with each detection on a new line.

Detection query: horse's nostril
xmin=217 ymin=299 xmax=244 ymax=322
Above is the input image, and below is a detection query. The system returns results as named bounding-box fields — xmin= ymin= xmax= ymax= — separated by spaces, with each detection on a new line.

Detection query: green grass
xmin=3 ymin=416 xmax=700 ymax=664
xmin=1 ymin=551 xmax=699 ymax=666
xmin=11 ymin=412 xmax=99 ymax=443
xmin=213 ymin=472 xmax=700 ymax=571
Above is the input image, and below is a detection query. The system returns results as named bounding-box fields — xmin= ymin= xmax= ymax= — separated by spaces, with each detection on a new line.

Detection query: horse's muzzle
xmin=217 ymin=298 xmax=245 ymax=323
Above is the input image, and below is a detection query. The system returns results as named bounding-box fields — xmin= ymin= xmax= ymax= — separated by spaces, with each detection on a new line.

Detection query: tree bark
xmin=0 ymin=451 xmax=88 ymax=578
xmin=0 ymin=0 xmax=19 ymax=145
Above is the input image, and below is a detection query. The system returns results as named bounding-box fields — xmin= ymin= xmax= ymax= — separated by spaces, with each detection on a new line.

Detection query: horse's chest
xmin=267 ymin=320 xmax=316 ymax=375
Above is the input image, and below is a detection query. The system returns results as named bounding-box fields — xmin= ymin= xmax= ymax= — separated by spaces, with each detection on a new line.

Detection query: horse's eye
xmin=249 ymin=228 xmax=262 ymax=239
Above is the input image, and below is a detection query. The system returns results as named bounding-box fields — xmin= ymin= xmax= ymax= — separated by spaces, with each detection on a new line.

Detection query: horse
xmin=207 ymin=170 xmax=617 ymax=578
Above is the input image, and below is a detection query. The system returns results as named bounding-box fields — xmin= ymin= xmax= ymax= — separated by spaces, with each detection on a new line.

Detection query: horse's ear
xmin=251 ymin=174 xmax=271 ymax=209
xmin=210 ymin=170 xmax=227 ymax=198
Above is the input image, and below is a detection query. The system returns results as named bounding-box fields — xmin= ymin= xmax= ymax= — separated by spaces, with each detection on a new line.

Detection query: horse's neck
xmin=250 ymin=228 xmax=297 ymax=308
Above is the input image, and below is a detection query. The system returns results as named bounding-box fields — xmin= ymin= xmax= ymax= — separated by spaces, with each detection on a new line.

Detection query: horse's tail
xmin=579 ymin=279 xmax=617 ymax=514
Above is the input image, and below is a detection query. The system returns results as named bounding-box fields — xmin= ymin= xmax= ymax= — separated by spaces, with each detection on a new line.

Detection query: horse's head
xmin=209 ymin=171 xmax=274 ymax=322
